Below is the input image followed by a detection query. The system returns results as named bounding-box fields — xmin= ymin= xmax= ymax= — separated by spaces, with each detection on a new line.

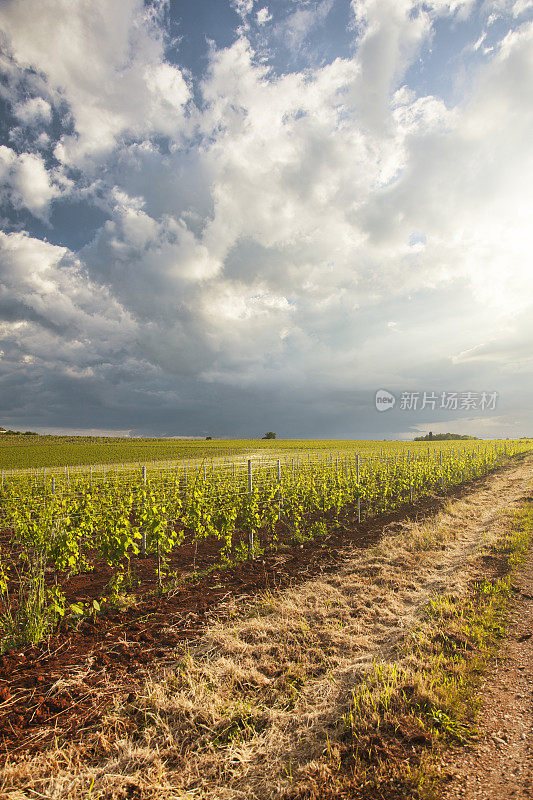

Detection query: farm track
xmin=0 ymin=457 xmax=530 ymax=768
xmin=444 ymin=549 xmax=533 ymax=800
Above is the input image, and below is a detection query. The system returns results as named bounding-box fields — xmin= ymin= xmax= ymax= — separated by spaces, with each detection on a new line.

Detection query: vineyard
xmin=0 ymin=434 xmax=267 ymax=471
xmin=0 ymin=434 xmax=392 ymax=471
xmin=1 ymin=439 xmax=531 ymax=654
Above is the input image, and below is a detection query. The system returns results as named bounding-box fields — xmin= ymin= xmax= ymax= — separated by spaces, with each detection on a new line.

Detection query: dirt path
xmin=444 ymin=553 xmax=533 ymax=800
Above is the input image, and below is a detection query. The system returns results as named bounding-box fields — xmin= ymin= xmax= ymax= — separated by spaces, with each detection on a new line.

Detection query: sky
xmin=0 ymin=0 xmax=532 ymax=440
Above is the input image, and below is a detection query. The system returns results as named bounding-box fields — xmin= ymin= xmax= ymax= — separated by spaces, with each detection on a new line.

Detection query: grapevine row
xmin=1 ymin=441 xmax=530 ymax=595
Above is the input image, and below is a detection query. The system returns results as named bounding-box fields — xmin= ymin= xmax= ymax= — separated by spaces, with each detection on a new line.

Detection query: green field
xmin=2 ymin=435 xmax=530 ymax=472
xmin=0 ymin=436 xmax=392 ymax=471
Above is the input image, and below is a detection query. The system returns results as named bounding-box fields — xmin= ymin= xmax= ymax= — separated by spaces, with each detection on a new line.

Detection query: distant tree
xmin=414 ymin=432 xmax=477 ymax=441
xmin=206 ymin=436 xmax=212 ymax=440
xmin=262 ymin=432 xmax=276 ymax=439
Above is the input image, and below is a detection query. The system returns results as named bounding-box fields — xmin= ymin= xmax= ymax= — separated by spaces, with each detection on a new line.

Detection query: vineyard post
xmin=356 ymin=454 xmax=361 ymax=523
xmin=277 ymin=458 xmax=282 ymax=514
xmin=345 ymin=457 xmax=348 ymax=479
xmin=141 ymin=466 xmax=147 ymax=556
xmin=247 ymin=459 xmax=254 ymax=557
xmin=52 ymin=477 xmax=55 ymax=495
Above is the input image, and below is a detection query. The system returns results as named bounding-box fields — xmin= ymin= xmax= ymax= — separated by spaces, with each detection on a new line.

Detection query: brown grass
xmin=1 ymin=458 xmax=531 ymax=800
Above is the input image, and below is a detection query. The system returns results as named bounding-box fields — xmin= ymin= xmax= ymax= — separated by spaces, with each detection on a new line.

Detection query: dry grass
xmin=1 ymin=458 xmax=531 ymax=800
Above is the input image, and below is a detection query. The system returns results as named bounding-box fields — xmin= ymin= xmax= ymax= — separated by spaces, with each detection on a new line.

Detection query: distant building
xmin=0 ymin=427 xmax=6 ymax=434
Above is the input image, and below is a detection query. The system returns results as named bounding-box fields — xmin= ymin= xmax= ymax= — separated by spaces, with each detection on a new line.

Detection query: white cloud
xmin=484 ymin=0 xmax=533 ymax=17
xmin=233 ymin=0 xmax=254 ymax=16
xmin=278 ymin=0 xmax=335 ymax=51
xmin=0 ymin=231 xmax=135 ymax=342
xmin=257 ymin=7 xmax=272 ymax=25
xmin=37 ymin=427 xmax=135 ymax=436
xmin=348 ymin=0 xmax=434 ymax=134
xmin=472 ymin=31 xmax=487 ymax=50
xmin=0 ymin=145 xmax=60 ymax=220
xmin=513 ymin=0 xmax=533 ymax=14
xmin=0 ymin=0 xmax=190 ymax=168
xmin=13 ymin=96 xmax=52 ymax=126
xmin=405 ymin=416 xmax=511 ymax=439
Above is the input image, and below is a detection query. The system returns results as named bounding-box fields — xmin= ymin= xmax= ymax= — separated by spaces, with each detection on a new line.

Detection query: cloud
xmin=404 ymin=416 xmax=511 ymax=439
xmin=0 ymin=0 xmax=190 ymax=168
xmin=12 ymin=96 xmax=52 ymax=126
xmin=0 ymin=2 xmax=532 ymax=436
xmin=232 ymin=0 xmax=254 ymax=18
xmin=0 ymin=230 xmax=157 ymax=429
xmin=277 ymin=0 xmax=335 ymax=51
xmin=0 ymin=145 xmax=61 ymax=220
xmin=513 ymin=0 xmax=533 ymax=14
xmin=348 ymin=0 xmax=435 ymax=134
xmin=257 ymin=7 xmax=272 ymax=26
xmin=0 ymin=231 xmax=136 ymax=344
xmin=358 ymin=19 xmax=533 ymax=312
